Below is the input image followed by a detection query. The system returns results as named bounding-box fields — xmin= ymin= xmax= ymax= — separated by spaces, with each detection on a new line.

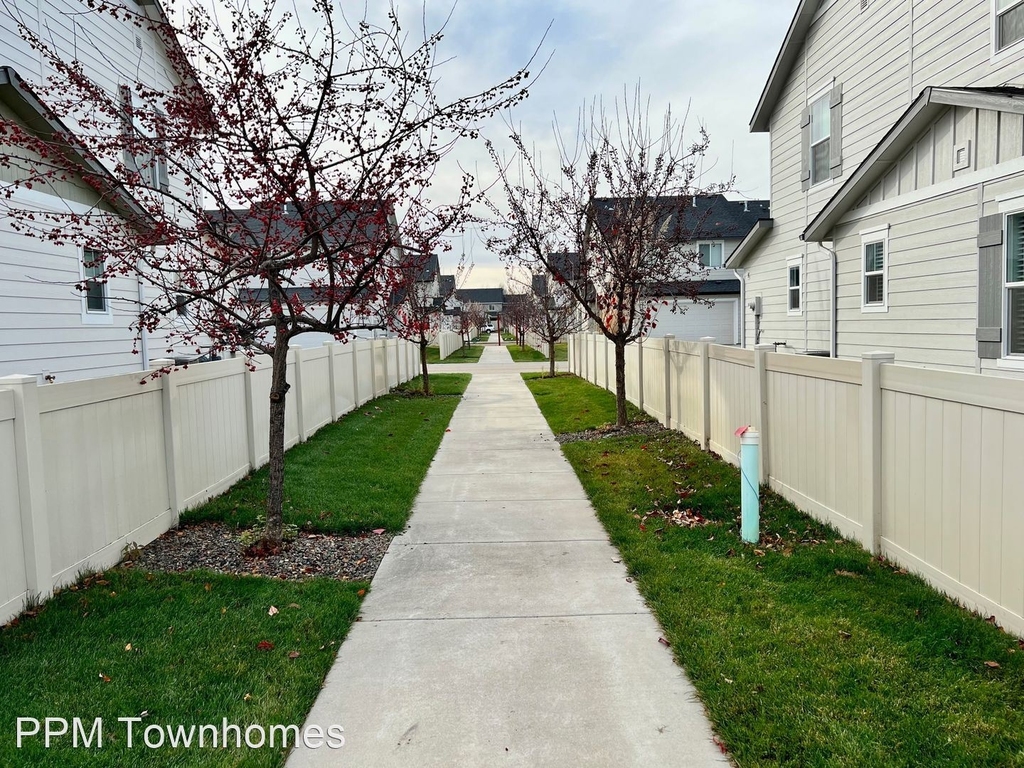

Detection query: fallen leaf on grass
xmin=984 ymin=661 xmax=1002 ymax=669
xmin=99 ymin=673 xmax=111 ymax=683
xmin=288 ymin=651 xmax=301 ymax=660
xmin=834 ymin=570 xmax=861 ymax=579
xmin=357 ymin=589 xmax=366 ymax=597
xmin=838 ymin=631 xmax=852 ymax=640
xmin=243 ymin=693 xmax=252 ymax=701
xmin=658 ymin=637 xmax=670 ymax=647
xmin=268 ymin=606 xmax=279 ymax=616
xmin=256 ymin=641 xmax=275 ymax=651
xmin=124 ymin=643 xmax=132 ymax=651
xmin=288 ymin=603 xmax=300 ymax=610
xmin=372 ymin=528 xmax=386 ymax=535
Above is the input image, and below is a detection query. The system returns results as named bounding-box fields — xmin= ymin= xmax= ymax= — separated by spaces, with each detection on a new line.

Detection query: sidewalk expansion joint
xmin=361 ymin=611 xmax=648 ymax=623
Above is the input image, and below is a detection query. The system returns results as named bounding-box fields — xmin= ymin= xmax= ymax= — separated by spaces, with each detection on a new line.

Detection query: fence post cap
xmin=862 ymin=351 xmax=896 ymax=361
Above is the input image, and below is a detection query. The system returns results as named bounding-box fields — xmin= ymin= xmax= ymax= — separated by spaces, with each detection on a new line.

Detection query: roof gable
xmin=804 ymin=87 xmax=1024 ymax=241
xmin=750 ymin=0 xmax=821 ymax=133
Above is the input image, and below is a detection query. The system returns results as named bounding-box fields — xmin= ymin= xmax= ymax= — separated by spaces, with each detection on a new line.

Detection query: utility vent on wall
xmin=861 ymin=0 xmax=869 ymax=10
xmin=135 ymin=34 xmax=142 ymax=50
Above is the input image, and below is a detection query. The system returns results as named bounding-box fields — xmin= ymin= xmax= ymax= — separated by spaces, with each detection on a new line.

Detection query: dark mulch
xmin=556 ymin=420 xmax=668 ymax=444
xmin=126 ymin=521 xmax=394 ymax=581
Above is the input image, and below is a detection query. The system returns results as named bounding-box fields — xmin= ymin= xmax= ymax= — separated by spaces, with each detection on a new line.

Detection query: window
xmin=698 ymin=241 xmax=723 ymax=268
xmin=996 ymin=0 xmax=1024 ymax=52
xmin=861 ymin=226 xmax=889 ymax=311
xmin=787 ymin=258 xmax=802 ymax=314
xmin=801 ymin=84 xmax=842 ymax=190
xmin=809 ymin=92 xmax=831 ymax=186
xmin=1007 ymin=212 xmax=1024 ymax=354
xmin=81 ymin=249 xmax=111 ymax=322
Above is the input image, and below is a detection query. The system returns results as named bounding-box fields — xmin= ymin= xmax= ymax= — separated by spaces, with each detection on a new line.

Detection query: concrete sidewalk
xmin=288 ymin=351 xmax=727 ymax=767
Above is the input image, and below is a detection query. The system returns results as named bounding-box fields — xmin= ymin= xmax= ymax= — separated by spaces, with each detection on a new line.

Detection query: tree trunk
xmin=265 ymin=331 xmax=290 ymax=545
xmin=419 ymin=339 xmax=431 ymax=396
xmin=613 ymin=338 xmax=627 ymax=427
xmin=548 ymin=340 xmax=556 ymax=378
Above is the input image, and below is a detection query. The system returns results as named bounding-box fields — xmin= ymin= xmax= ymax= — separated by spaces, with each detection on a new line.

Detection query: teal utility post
xmin=740 ymin=428 xmax=760 ymax=544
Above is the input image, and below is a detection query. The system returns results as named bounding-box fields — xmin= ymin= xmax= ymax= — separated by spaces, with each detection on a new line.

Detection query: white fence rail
xmin=569 ymin=333 xmax=1024 ymax=636
xmin=0 ymin=338 xmax=418 ymax=624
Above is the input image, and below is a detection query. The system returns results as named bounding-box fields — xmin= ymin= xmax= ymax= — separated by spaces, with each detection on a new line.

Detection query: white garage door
xmin=648 ymin=298 xmax=739 ymax=344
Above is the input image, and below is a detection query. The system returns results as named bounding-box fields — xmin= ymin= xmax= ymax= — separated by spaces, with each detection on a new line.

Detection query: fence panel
xmin=333 ymin=344 xmax=357 ymax=415
xmin=175 ymin=359 xmax=250 ymax=510
xmin=708 ymin=346 xmax=757 ymax=464
xmin=38 ymin=373 xmax=171 ymax=587
xmin=766 ymin=355 xmax=864 ymax=542
xmin=668 ymin=341 xmax=703 ymax=440
xmin=355 ymin=341 xmax=374 ymax=406
xmin=624 ymin=342 xmax=640 ymax=406
xmin=0 ymin=389 xmax=28 ymax=622
xmin=879 ymin=366 xmax=1024 ymax=635
xmin=372 ymin=341 xmax=387 ymax=396
xmin=641 ymin=338 xmax=667 ymax=424
xmin=300 ymin=347 xmax=333 ymax=436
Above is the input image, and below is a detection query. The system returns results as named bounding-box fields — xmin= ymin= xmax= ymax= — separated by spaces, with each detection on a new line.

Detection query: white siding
xmin=743 ymin=0 xmax=1024 ymax=370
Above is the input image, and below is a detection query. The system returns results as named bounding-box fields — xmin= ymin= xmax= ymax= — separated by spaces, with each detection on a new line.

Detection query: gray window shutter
xmin=977 ymin=213 xmax=1004 ymax=359
xmin=830 ymin=83 xmax=843 ymax=179
xmin=800 ymin=106 xmax=811 ymax=191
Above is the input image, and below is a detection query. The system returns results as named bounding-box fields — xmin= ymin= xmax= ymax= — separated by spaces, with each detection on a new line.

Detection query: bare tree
xmin=0 ymin=0 xmax=533 ymax=544
xmin=389 ymin=252 xmax=464 ymax=395
xmin=487 ymin=88 xmax=726 ymax=426
xmin=501 ymin=291 xmax=536 ymax=347
xmin=531 ymin=273 xmax=585 ymax=378
xmin=459 ymin=301 xmax=485 ymax=347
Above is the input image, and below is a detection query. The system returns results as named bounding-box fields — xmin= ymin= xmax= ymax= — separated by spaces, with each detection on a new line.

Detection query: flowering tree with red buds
xmin=487 ymin=89 xmax=726 ymax=426
xmin=0 ymin=0 xmax=533 ymax=545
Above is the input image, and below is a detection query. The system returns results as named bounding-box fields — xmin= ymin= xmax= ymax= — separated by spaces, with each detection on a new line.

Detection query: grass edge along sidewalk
xmin=426 ymin=345 xmax=484 ymax=364
xmin=523 ymin=372 xmax=1024 ymax=768
xmin=185 ymin=373 xmax=471 ymax=534
xmin=0 ymin=374 xmax=470 ymax=768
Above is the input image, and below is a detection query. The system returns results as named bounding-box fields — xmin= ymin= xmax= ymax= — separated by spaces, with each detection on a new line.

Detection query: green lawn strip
xmin=521 ymin=372 xmax=651 ymax=433
xmin=505 ymin=344 xmax=547 ymax=362
xmin=1 ymin=569 xmax=363 ymax=767
xmin=552 ymin=342 xmax=568 ymax=361
xmin=184 ymin=374 xmax=470 ymax=534
xmin=426 ymin=344 xmax=484 ymax=364
xmin=525 ymin=375 xmax=1024 ymax=767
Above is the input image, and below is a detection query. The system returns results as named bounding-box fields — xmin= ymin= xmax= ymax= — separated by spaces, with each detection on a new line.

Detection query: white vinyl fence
xmin=436 ymin=331 xmax=464 ymax=360
xmin=0 ymin=338 xmax=418 ymax=624
xmin=569 ymin=333 xmax=1024 ymax=636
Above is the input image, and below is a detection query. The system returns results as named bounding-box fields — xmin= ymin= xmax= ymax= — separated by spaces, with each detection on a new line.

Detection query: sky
xmin=345 ymin=1 xmax=796 ymax=288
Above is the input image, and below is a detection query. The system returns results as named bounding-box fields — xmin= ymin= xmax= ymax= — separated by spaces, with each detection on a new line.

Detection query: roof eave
xmin=724 ymin=218 xmax=773 ymax=268
xmin=750 ymin=0 xmax=819 ymax=133
xmin=802 ymin=86 xmax=1024 ymax=242
xmin=0 ymin=67 xmax=155 ymax=231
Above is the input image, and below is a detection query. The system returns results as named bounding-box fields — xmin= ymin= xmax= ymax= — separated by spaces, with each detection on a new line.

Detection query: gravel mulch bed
xmin=127 ymin=522 xmax=394 ymax=582
xmin=556 ymin=420 xmax=669 ymax=444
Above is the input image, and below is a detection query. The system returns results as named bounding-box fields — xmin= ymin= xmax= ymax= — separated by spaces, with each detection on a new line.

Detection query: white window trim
xmin=696 ymin=240 xmax=725 ymax=269
xmin=1005 ymin=209 xmax=1024 ymax=358
xmin=860 ymin=224 xmax=889 ymax=313
xmin=80 ymin=246 xmax=113 ymax=325
xmin=991 ymin=0 xmax=1024 ymax=61
xmin=787 ymin=255 xmax=803 ymax=316
xmin=807 ymin=83 xmax=833 ymax=189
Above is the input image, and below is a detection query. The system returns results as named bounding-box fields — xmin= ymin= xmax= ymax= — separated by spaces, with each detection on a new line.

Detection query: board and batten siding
xmin=742 ymin=0 xmax=1024 ymax=368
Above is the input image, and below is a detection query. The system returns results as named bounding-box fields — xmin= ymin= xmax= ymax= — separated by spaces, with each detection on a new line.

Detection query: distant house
xmin=643 ymin=195 xmax=769 ymax=344
xmin=728 ymin=0 xmax=1024 ymax=376
xmin=455 ymin=287 xmax=505 ymax=323
xmin=569 ymin=194 xmax=769 ymax=344
xmin=0 ymin=2 xmax=195 ymax=382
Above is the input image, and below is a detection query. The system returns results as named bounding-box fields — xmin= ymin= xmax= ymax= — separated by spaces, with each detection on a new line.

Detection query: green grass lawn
xmin=521 ymin=372 xmax=650 ymax=433
xmin=425 ymin=345 xmax=484 ymax=364
xmin=525 ymin=374 xmax=1024 ymax=767
xmin=185 ymin=374 xmax=470 ymax=534
xmin=552 ymin=341 xmax=568 ymax=361
xmin=0 ymin=569 xmax=362 ymax=767
xmin=505 ymin=344 xmax=547 ymax=362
